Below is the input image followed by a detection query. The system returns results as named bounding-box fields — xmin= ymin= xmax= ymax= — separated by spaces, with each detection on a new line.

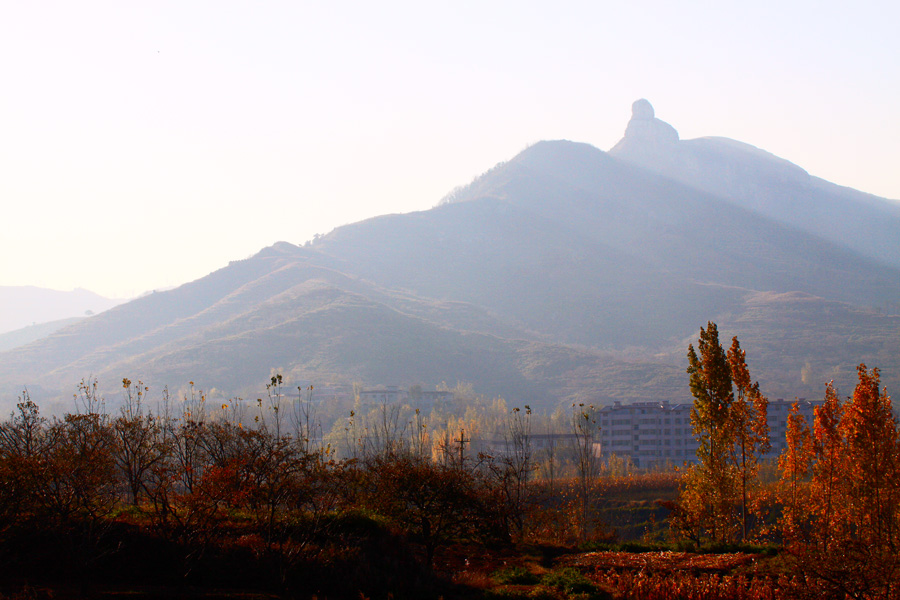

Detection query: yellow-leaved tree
xmin=676 ymin=322 xmax=770 ymax=545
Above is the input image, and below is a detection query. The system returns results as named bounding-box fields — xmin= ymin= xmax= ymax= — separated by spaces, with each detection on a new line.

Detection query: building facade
xmin=358 ymin=386 xmax=455 ymax=410
xmin=597 ymin=398 xmax=822 ymax=469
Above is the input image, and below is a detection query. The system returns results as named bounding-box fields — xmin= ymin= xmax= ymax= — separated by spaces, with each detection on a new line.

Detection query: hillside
xmin=0 ymin=317 xmax=84 ymax=353
xmin=2 ymin=100 xmax=898 ymax=413
xmin=0 ymin=286 xmax=125 ymax=334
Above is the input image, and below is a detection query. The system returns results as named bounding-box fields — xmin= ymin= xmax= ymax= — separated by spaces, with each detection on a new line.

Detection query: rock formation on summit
xmin=610 ymin=99 xmax=679 ymax=156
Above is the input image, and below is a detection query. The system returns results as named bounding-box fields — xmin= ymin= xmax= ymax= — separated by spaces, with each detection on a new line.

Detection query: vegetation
xmin=667 ymin=322 xmax=900 ymax=599
xmin=674 ymin=323 xmax=770 ymax=544
xmin=0 ymin=334 xmax=897 ymax=598
xmin=775 ymin=364 xmax=900 ymax=598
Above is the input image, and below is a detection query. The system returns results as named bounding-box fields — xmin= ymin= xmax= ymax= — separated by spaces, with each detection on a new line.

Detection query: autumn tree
xmin=113 ymin=378 xmax=164 ymax=505
xmin=571 ymin=402 xmax=602 ymax=542
xmin=840 ymin=365 xmax=899 ymax=551
xmin=36 ymin=380 xmax=119 ymax=578
xmin=366 ymin=452 xmax=489 ymax=568
xmin=684 ymin=322 xmax=737 ymax=543
xmin=778 ymin=402 xmax=813 ymax=539
xmin=782 ymin=365 xmax=900 ymax=599
xmin=679 ymin=322 xmax=770 ymax=544
xmin=0 ymin=391 xmax=51 ymax=530
xmin=483 ymin=405 xmax=535 ymax=540
xmin=726 ymin=337 xmax=770 ymax=541
xmin=809 ymin=381 xmax=844 ymax=549
xmin=169 ymin=382 xmax=207 ymax=494
xmin=290 ymin=384 xmax=320 ymax=455
xmin=40 ymin=379 xmax=117 ymax=526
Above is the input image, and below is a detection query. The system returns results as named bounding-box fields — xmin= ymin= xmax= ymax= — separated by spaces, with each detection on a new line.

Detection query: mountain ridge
xmin=2 ymin=100 xmax=898 ymax=413
xmin=609 ymin=99 xmax=900 ymax=268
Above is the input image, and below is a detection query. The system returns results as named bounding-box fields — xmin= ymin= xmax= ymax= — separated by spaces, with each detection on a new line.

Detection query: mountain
xmin=0 ymin=286 xmax=127 ymax=334
xmin=0 ymin=317 xmax=85 ymax=353
xmin=610 ymin=99 xmax=900 ymax=270
xmin=0 ymin=252 xmax=681 ymax=413
xmin=2 ymin=101 xmax=898 ymax=413
xmin=322 ymin=140 xmax=899 ymax=347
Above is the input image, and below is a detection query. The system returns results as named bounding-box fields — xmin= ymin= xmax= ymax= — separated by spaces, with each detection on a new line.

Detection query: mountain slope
xmin=609 ymin=99 xmax=900 ymax=270
xmin=0 ymin=317 xmax=84 ymax=352
xmin=314 ymin=140 xmax=900 ymax=346
xmin=0 ymin=270 xmax=684 ymax=413
xmin=2 ymin=100 xmax=898 ymax=413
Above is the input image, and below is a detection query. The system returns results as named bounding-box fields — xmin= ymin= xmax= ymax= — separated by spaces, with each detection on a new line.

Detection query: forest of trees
xmin=0 ymin=323 xmax=898 ymax=599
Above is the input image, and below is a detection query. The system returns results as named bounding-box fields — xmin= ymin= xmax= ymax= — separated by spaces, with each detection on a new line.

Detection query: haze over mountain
xmin=2 ymin=101 xmax=898 ymax=414
xmin=0 ymin=286 xmax=126 ymax=335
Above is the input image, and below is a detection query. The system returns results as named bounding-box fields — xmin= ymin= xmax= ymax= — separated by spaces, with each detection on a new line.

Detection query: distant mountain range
xmin=0 ymin=286 xmax=126 ymax=335
xmin=2 ymin=100 xmax=898 ymax=414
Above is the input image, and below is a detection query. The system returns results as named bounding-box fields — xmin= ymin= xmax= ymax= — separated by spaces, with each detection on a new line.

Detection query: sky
xmin=2 ymin=1 xmax=898 ymax=299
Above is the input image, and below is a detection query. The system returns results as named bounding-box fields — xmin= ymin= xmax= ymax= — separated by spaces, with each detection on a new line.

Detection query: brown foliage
xmin=362 ymin=451 xmax=497 ymax=567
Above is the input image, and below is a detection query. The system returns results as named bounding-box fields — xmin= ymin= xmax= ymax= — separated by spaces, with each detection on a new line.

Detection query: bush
xmin=527 ymin=586 xmax=558 ymax=600
xmin=493 ymin=566 xmax=539 ymax=585
xmin=540 ymin=568 xmax=604 ymax=598
xmin=486 ymin=587 xmax=532 ymax=599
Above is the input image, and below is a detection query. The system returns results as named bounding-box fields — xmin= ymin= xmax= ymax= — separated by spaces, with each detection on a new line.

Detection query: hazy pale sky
xmin=2 ymin=1 xmax=898 ymax=298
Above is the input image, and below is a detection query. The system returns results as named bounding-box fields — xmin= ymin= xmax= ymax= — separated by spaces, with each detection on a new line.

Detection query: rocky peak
xmin=610 ymin=99 xmax=679 ymax=155
xmin=631 ymin=98 xmax=656 ymax=121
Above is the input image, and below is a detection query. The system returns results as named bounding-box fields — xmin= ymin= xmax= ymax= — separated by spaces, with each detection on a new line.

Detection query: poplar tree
xmin=682 ymin=322 xmax=770 ymax=544
xmin=840 ymin=365 xmax=898 ymax=550
xmin=779 ymin=403 xmax=813 ymax=538
xmin=810 ymin=381 xmax=844 ymax=548
xmin=686 ymin=322 xmax=737 ymax=543
xmin=727 ymin=337 xmax=770 ymax=542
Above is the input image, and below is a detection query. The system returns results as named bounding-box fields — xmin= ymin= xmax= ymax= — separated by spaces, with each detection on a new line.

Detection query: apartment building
xmin=358 ymin=386 xmax=455 ymax=411
xmin=597 ymin=398 xmax=822 ymax=469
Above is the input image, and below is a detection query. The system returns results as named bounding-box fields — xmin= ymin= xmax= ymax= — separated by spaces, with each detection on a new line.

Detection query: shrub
xmin=491 ymin=567 xmax=538 ymax=585
xmin=486 ymin=587 xmax=532 ymax=600
xmin=493 ymin=566 xmax=539 ymax=585
xmin=527 ymin=586 xmax=558 ymax=600
xmin=540 ymin=568 xmax=604 ymax=598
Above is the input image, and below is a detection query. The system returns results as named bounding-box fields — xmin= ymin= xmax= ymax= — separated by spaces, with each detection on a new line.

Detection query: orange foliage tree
xmin=840 ymin=365 xmax=899 ymax=549
xmin=726 ymin=336 xmax=770 ymax=541
xmin=777 ymin=402 xmax=812 ymax=539
xmin=782 ymin=364 xmax=900 ymax=599
xmin=809 ymin=381 xmax=844 ymax=548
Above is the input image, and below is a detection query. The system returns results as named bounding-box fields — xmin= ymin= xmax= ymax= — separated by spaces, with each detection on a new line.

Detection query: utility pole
xmin=457 ymin=427 xmax=470 ymax=467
